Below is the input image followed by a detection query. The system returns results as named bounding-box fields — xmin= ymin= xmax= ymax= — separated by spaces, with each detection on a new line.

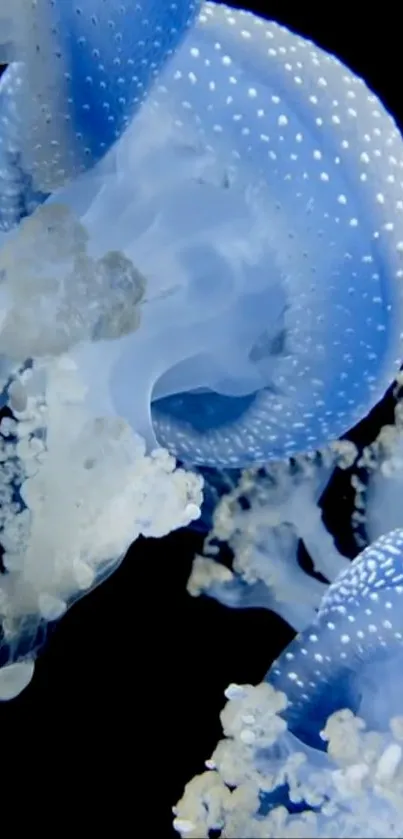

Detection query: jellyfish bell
xmin=145 ymin=4 xmax=403 ymax=468
xmin=5 ymin=3 xmax=401 ymax=469
xmin=267 ymin=528 xmax=403 ymax=747
xmin=174 ymin=530 xmax=403 ymax=839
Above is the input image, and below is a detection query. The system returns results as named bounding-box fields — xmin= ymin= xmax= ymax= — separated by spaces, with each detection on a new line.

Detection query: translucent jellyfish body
xmin=2 ymin=3 xmax=403 ymax=468
xmin=0 ymin=0 xmax=211 ymax=696
xmin=0 ymin=0 xmax=402 ymax=706
xmin=0 ymin=0 xmax=201 ymax=226
xmin=174 ymin=529 xmax=403 ymax=838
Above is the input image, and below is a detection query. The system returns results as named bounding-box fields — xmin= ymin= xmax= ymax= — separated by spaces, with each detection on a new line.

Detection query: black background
xmin=0 ymin=3 xmax=401 ymax=833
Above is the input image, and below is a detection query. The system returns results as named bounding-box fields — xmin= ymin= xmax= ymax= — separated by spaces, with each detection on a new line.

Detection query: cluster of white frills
xmin=174 ymin=683 xmax=403 ymax=838
xmin=0 ymin=208 xmax=202 ymax=699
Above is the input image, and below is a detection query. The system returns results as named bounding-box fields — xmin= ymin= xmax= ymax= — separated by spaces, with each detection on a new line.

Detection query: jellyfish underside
xmin=1 ymin=108 xmax=294 ymax=463
xmin=8 ymin=71 xmax=391 ymax=471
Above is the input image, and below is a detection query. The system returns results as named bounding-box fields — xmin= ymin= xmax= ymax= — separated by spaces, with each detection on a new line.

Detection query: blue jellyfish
xmin=174 ymin=530 xmax=403 ymax=838
xmin=0 ymin=0 xmax=201 ymax=228
xmin=2 ymin=2 xmax=402 ymax=469
xmin=1 ymin=0 xmax=403 ymax=709
xmin=267 ymin=528 xmax=403 ymax=748
xmin=141 ymin=2 xmax=403 ymax=468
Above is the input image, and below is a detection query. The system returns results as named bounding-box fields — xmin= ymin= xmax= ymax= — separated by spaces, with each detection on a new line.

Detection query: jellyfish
xmin=1 ymin=1 xmax=402 ymax=471
xmin=0 ymin=1 xmax=402 ymax=702
xmin=0 ymin=0 xmax=201 ymax=228
xmin=111 ymin=0 xmax=403 ymax=468
xmin=174 ymin=529 xmax=403 ymax=838
xmin=266 ymin=528 xmax=403 ymax=745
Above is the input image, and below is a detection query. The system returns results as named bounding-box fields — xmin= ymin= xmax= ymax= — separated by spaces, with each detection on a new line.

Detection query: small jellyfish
xmin=4 ymin=3 xmax=402 ymax=468
xmin=174 ymin=530 xmax=403 ymax=838
xmin=267 ymin=528 xmax=403 ymax=749
xmin=0 ymin=0 xmax=200 ymax=221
